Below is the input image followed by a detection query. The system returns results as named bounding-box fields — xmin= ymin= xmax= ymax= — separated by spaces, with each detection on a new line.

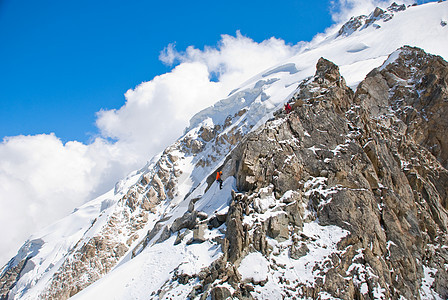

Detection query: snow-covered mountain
xmin=1 ymin=2 xmax=448 ymax=299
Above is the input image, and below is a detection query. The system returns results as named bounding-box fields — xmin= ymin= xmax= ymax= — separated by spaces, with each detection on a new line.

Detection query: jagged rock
xmin=141 ymin=187 xmax=161 ymax=212
xmin=167 ymin=152 xmax=178 ymax=162
xmin=355 ymin=69 xmax=391 ymax=116
xmin=156 ymin=225 xmax=172 ymax=244
xmin=193 ymin=224 xmax=208 ymax=243
xmin=337 ymin=3 xmax=404 ymax=37
xmin=210 ymin=286 xmax=232 ymax=300
xmin=216 ymin=211 xmax=228 ymax=223
xmin=252 ymin=225 xmax=270 ymax=257
xmin=171 ymin=211 xmax=198 ymax=232
xmin=124 ymin=190 xmax=139 ymax=211
xmin=372 ymin=7 xmax=384 ymax=18
xmin=199 ymin=126 xmax=215 ymax=142
xmin=337 ymin=15 xmax=367 ymax=36
xmin=208 ymin=216 xmax=222 ymax=229
xmin=284 ymin=201 xmax=303 ymax=228
xmin=315 ymin=57 xmax=342 ymax=85
xmin=184 ymin=136 xmax=204 ymax=153
xmin=208 ymin=210 xmax=228 ymax=228
xmin=267 ymin=212 xmax=290 ymax=242
xmin=226 ymin=203 xmax=245 ymax=263
xmin=174 ymin=229 xmax=191 ymax=246
xmin=388 ymin=2 xmax=406 ymax=12
xmin=289 ymin=242 xmax=309 ymax=259
xmin=0 ymin=258 xmax=27 ymax=299
xmin=151 ymin=174 xmax=166 ymax=201
xmin=140 ymin=174 xmax=151 ymax=185
xmin=140 ymin=197 xmax=151 ymax=211
xmin=224 ymin=116 xmax=232 ymax=128
xmin=126 ymin=234 xmax=139 ymax=246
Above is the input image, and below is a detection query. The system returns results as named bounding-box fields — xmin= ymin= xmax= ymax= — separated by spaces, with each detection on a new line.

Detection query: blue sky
xmin=0 ymin=0 xmax=335 ymax=143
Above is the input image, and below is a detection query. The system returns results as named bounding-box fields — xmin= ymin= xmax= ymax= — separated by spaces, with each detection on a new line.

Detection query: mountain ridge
xmin=1 ymin=2 xmax=448 ymax=299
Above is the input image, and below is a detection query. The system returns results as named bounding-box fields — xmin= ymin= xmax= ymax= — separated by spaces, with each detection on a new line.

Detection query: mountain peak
xmin=337 ymin=2 xmax=408 ymax=37
xmin=315 ymin=57 xmax=343 ymax=84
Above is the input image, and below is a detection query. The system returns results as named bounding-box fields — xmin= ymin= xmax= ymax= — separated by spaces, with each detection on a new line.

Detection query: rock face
xmin=337 ymin=3 xmax=405 ymax=37
xmin=357 ymin=47 xmax=448 ymax=170
xmin=187 ymin=47 xmax=448 ymax=299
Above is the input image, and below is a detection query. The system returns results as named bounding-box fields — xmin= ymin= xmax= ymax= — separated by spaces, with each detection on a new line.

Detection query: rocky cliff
xmin=174 ymin=46 xmax=448 ymax=299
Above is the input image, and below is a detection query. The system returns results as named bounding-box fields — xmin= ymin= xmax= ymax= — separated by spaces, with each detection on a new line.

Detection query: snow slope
xmin=2 ymin=1 xmax=448 ymax=299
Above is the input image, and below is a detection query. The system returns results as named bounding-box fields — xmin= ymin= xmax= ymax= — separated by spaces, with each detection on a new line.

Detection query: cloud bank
xmin=0 ymin=134 xmax=137 ymax=265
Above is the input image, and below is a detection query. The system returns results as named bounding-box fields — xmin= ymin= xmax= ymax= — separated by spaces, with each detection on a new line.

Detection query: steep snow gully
xmin=1 ymin=2 xmax=448 ymax=299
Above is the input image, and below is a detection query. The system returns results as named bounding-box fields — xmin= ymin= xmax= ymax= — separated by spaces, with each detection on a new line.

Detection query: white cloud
xmin=0 ymin=134 xmax=138 ymax=265
xmin=159 ymin=31 xmax=301 ymax=88
xmin=0 ymin=32 xmax=300 ymax=266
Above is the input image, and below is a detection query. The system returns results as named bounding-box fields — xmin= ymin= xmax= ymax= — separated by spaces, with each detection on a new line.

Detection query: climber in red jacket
xmin=216 ymin=171 xmax=223 ymax=189
xmin=284 ymin=102 xmax=292 ymax=114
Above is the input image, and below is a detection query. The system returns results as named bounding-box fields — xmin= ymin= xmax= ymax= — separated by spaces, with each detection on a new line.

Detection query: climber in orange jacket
xmin=216 ymin=171 xmax=223 ymax=189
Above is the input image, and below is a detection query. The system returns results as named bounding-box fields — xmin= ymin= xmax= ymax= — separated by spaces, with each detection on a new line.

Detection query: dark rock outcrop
xmin=357 ymin=46 xmax=448 ymax=171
